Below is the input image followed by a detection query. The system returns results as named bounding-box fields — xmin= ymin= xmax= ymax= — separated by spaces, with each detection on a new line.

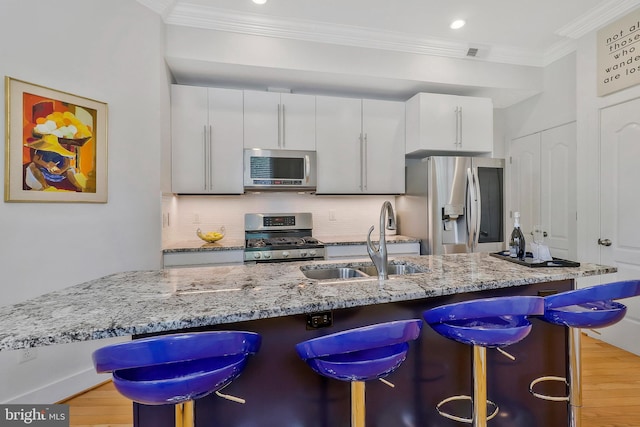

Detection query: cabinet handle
xmin=458 ymin=106 xmax=463 ymax=147
xmin=359 ymin=133 xmax=364 ymax=191
xmin=209 ymin=125 xmax=213 ymax=190
xmin=282 ymin=104 xmax=286 ymax=148
xmin=277 ymin=104 xmax=282 ymax=148
xmin=363 ymin=133 xmax=368 ymax=191
xmin=203 ymin=125 xmax=208 ymax=190
xmin=454 ymin=107 xmax=460 ymax=147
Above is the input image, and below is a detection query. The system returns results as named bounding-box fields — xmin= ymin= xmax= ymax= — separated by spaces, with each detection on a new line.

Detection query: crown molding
xmin=556 ymin=0 xmax=640 ymax=39
xmin=165 ymin=3 xmax=545 ymax=67
xmin=543 ymin=39 xmax=578 ymax=66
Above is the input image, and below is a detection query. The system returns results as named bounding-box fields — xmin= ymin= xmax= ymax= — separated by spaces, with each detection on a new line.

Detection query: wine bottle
xmin=509 ymin=212 xmax=526 ymax=260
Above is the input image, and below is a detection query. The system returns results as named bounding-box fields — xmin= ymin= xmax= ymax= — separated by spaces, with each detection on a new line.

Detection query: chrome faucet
xmin=366 ymin=201 xmax=397 ymax=280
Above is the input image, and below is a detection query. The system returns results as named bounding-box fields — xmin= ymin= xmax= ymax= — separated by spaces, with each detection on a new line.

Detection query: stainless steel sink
xmin=356 ymin=264 xmax=424 ymax=276
xmin=301 ymin=267 xmax=368 ymax=280
xmin=300 ymin=262 xmax=427 ymax=280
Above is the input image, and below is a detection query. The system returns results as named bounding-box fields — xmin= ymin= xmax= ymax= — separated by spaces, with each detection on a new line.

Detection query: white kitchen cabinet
xmin=405 ymin=93 xmax=493 ymax=156
xmin=171 ymin=85 xmax=244 ymax=194
xmin=316 ymin=96 xmax=405 ymax=194
xmin=243 ymin=90 xmax=316 ymax=150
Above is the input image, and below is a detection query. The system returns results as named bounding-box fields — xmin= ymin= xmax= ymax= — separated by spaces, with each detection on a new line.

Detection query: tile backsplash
xmin=162 ymin=193 xmax=397 ymax=245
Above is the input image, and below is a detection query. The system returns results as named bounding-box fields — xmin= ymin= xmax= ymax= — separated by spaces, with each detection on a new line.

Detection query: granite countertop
xmin=162 ymin=235 xmax=420 ymax=253
xmin=0 ymin=253 xmax=615 ymax=351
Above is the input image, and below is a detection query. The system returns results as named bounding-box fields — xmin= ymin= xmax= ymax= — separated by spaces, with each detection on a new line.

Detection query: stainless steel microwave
xmin=243 ymin=149 xmax=317 ymax=191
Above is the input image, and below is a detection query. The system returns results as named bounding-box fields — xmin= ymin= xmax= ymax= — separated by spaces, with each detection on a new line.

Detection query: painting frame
xmin=4 ymin=76 xmax=108 ymax=203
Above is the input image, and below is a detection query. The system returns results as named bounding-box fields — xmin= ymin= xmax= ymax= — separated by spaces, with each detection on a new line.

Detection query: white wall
xmin=163 ymin=194 xmax=399 ymax=244
xmin=0 ymin=0 xmax=167 ymax=403
xmin=501 ymin=53 xmax=577 ymax=140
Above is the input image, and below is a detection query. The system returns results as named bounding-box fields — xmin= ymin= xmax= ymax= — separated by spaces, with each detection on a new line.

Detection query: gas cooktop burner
xmin=244 ymin=213 xmax=325 ymax=262
xmin=246 ymin=236 xmax=319 ymax=248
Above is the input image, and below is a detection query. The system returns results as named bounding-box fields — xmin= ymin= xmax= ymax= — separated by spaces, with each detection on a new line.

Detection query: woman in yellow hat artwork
xmin=22 ymin=104 xmax=94 ymax=193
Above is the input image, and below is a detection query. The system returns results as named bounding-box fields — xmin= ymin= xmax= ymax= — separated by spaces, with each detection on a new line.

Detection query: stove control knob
xmin=253 ymin=253 xmax=262 ymax=260
xmin=300 ymin=251 xmax=308 ymax=257
xmin=309 ymin=250 xmax=317 ymax=256
xmin=282 ymin=251 xmax=290 ymax=258
xmin=263 ymin=252 xmax=271 ymax=259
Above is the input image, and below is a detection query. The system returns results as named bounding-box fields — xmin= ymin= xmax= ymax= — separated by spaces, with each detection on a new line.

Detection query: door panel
xmin=509 ymin=133 xmax=541 ymax=240
xmin=541 ymin=123 xmax=577 ymax=260
xmin=598 ymin=99 xmax=640 ymax=355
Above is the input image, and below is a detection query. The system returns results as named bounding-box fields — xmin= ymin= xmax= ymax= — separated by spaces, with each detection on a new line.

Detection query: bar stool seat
xmin=529 ymin=280 xmax=640 ymax=427
xmin=93 ymin=331 xmax=260 ymax=427
xmin=423 ymin=296 xmax=544 ymax=426
xmin=296 ymin=319 xmax=422 ymax=427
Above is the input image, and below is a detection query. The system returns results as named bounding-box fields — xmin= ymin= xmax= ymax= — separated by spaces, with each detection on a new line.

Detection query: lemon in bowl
xmin=196 ymin=226 xmax=225 ymax=243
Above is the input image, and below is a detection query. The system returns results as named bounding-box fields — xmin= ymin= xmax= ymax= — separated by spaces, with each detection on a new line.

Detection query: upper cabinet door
xmin=171 ymin=85 xmax=243 ymax=194
xmin=405 ymin=93 xmax=493 ymax=156
xmin=243 ymin=90 xmax=280 ymax=149
xmin=171 ymin=85 xmax=209 ymax=193
xmin=457 ymin=96 xmax=493 ymax=153
xmin=208 ymin=88 xmax=244 ymax=194
xmin=243 ymin=91 xmax=316 ymax=150
xmin=316 ymin=95 xmax=363 ymax=193
xmin=280 ymin=93 xmax=316 ymax=150
xmin=362 ymin=99 xmax=405 ymax=194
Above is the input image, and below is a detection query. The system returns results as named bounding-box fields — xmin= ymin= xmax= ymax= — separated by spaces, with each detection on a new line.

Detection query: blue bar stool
xmin=295 ymin=319 xmax=422 ymax=427
xmin=92 ymin=331 xmax=261 ymax=427
xmin=422 ymin=296 xmax=544 ymax=427
xmin=529 ymin=280 xmax=640 ymax=427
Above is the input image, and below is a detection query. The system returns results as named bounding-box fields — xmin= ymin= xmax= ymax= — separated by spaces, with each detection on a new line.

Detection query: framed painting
xmin=4 ymin=77 xmax=108 ymax=202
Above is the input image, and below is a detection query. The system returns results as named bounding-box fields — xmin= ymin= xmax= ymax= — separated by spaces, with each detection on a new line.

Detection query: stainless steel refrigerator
xmin=397 ymin=156 xmax=506 ymax=255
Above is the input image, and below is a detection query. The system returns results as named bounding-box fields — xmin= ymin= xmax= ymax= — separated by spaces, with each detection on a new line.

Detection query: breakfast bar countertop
xmin=0 ymin=253 xmax=615 ymax=351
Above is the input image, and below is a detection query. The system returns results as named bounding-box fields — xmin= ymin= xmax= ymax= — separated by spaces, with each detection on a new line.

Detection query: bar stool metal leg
xmin=351 ymin=381 xmax=366 ymax=427
xmin=568 ymin=327 xmax=582 ymax=427
xmin=175 ymin=401 xmax=194 ymax=427
xmin=473 ymin=346 xmax=488 ymax=427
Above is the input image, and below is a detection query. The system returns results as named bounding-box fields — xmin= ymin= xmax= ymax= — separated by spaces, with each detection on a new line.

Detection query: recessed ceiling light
xmin=253 ymin=0 xmax=267 ymax=4
xmin=450 ymin=19 xmax=466 ymax=30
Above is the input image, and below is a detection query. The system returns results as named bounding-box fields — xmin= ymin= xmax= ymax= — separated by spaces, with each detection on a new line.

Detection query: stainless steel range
xmin=244 ymin=213 xmax=325 ymax=263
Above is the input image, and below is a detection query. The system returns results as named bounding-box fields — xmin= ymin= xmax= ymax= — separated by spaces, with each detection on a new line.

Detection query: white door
xmin=509 ymin=124 xmax=576 ymax=259
xmin=540 ymin=123 xmax=577 ymax=260
xmin=509 ymin=133 xmax=541 ymax=241
xmin=598 ymin=99 xmax=640 ymax=355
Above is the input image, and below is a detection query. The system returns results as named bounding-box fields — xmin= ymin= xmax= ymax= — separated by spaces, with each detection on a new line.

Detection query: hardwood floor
xmin=63 ymin=334 xmax=640 ymax=427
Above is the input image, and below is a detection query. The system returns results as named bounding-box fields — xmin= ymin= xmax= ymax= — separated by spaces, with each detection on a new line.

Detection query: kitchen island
xmin=0 ymin=253 xmax=615 ymax=427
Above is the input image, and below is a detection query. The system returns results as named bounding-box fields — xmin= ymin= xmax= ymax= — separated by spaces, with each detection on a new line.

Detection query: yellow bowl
xmin=196 ymin=226 xmax=225 ymax=243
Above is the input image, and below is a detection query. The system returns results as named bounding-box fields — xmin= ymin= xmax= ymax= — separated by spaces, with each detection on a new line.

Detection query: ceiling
xmin=139 ymin=0 xmax=640 ymax=106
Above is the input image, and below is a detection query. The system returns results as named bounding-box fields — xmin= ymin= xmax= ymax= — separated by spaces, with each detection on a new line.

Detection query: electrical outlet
xmin=17 ymin=347 xmax=37 ymax=364
xmin=193 ymin=213 xmax=201 ymax=224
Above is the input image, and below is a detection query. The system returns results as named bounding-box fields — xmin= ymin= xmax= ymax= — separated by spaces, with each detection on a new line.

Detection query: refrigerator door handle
xmin=473 ymin=167 xmax=482 ymax=249
xmin=466 ymin=167 xmax=476 ymax=249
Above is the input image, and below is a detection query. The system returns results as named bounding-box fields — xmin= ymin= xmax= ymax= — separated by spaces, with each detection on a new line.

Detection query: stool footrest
xmin=436 ymin=395 xmax=499 ymax=424
xmin=529 ymin=376 xmax=569 ymax=402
